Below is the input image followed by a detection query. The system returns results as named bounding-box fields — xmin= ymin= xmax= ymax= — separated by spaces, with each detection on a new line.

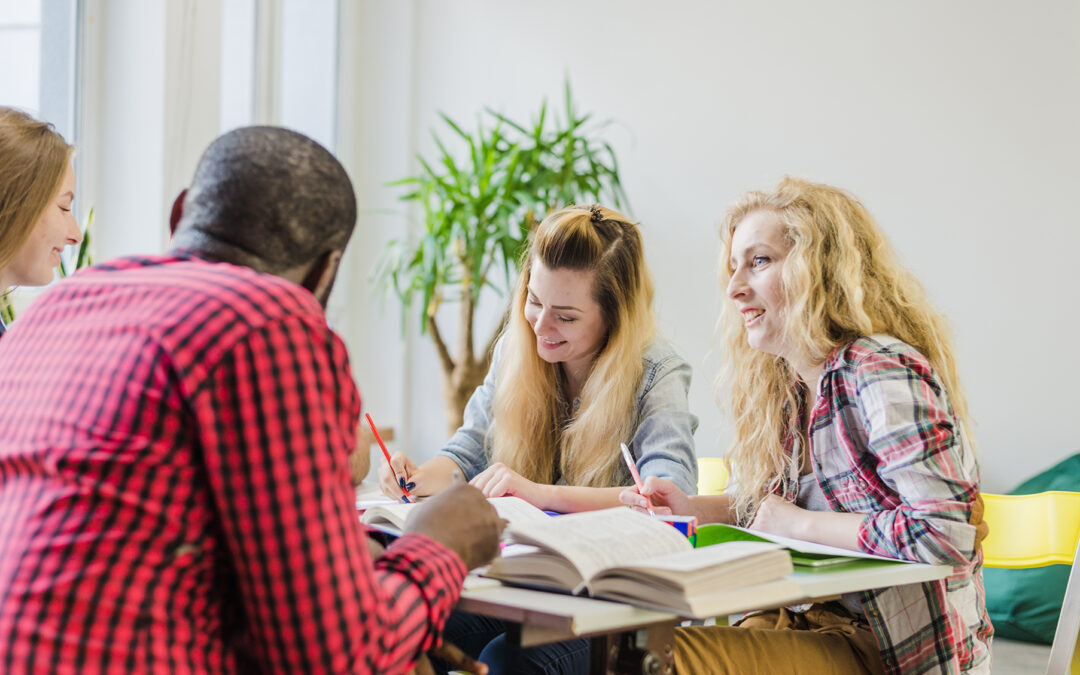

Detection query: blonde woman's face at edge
xmin=6 ymin=163 xmax=81 ymax=288
xmin=524 ymin=259 xmax=608 ymax=377
xmin=726 ymin=209 xmax=793 ymax=360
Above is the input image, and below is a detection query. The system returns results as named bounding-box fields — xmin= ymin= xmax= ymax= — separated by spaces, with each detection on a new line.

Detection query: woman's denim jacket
xmin=438 ymin=337 xmax=699 ymax=494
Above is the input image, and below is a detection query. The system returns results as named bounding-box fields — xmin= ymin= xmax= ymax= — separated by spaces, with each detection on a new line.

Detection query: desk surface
xmin=457 ymin=559 xmax=953 ymax=646
xmin=458 ymin=577 xmax=678 ymax=647
xmin=354 ymin=484 xmax=954 ymax=644
xmin=789 ymin=558 xmax=951 ymax=599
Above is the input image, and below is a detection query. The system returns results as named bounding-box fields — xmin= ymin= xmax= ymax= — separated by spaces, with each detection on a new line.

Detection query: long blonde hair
xmin=0 ymin=107 xmax=74 ymax=274
xmin=490 ymin=205 xmax=656 ymax=487
xmin=717 ymin=177 xmax=972 ymax=523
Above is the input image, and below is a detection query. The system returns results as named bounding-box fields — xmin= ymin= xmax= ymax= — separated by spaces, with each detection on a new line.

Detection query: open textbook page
xmin=360 ymin=495 xmax=551 ymax=533
xmin=492 ymin=507 xmax=692 ymax=593
xmin=698 ymin=524 xmax=912 ymax=566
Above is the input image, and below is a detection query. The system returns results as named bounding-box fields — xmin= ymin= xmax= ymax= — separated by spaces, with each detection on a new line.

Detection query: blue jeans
xmin=432 ymin=611 xmax=589 ymax=675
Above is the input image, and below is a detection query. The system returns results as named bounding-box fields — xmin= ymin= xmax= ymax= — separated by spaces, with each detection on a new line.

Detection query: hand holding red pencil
xmin=367 ymin=413 xmax=417 ymax=503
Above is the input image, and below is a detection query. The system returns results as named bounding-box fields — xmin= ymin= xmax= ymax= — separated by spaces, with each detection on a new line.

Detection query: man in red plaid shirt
xmin=0 ymin=126 xmax=503 ymax=674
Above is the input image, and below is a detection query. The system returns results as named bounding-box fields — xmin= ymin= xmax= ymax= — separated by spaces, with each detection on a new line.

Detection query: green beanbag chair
xmin=983 ymin=452 xmax=1080 ymax=644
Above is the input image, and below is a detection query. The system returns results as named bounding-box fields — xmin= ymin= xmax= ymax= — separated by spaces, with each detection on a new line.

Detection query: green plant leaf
xmin=375 ymin=81 xmax=629 ymax=342
xmin=75 ymin=207 xmax=93 ymax=270
xmin=484 ymin=108 xmax=528 ymax=135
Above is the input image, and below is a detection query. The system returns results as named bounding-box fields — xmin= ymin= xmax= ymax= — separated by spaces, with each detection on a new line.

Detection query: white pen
xmin=620 ymin=442 xmax=655 ymax=515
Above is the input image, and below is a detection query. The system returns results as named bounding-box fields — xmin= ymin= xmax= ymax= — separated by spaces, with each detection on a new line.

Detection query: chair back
xmin=697 ymin=457 xmax=729 ymax=495
xmin=982 ymin=492 xmax=1080 ymax=568
xmin=981 ymin=491 xmax=1080 ymax=674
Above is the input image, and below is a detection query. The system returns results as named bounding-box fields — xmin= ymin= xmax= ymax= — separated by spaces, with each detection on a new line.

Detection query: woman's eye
xmin=753 ymin=255 xmax=770 ymax=268
xmin=59 ymin=206 xmax=72 ymax=213
xmin=558 ymin=316 xmax=576 ymax=323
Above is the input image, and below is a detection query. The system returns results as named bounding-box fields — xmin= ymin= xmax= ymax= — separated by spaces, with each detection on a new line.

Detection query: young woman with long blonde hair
xmin=0 ymin=107 xmax=83 ymax=335
xmin=382 ymin=204 xmax=698 ymax=675
xmin=381 ymin=204 xmax=698 ymax=511
xmin=621 ymin=177 xmax=991 ymax=674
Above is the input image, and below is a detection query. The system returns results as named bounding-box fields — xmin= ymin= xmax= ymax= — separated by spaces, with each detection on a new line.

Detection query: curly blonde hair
xmin=716 ymin=177 xmax=972 ymax=523
xmin=490 ymin=205 xmax=656 ymax=487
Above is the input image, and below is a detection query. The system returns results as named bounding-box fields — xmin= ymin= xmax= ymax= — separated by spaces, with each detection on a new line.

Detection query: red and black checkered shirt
xmin=0 ymin=253 xmax=466 ymax=674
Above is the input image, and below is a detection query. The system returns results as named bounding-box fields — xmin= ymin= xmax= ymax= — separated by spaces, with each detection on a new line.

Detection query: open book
xmin=698 ymin=524 xmax=912 ymax=567
xmin=484 ymin=507 xmax=799 ymax=618
xmin=360 ymin=495 xmax=552 ymax=534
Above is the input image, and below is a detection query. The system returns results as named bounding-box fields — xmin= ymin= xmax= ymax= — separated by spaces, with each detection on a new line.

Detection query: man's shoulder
xmin=86 ymin=253 xmax=299 ymax=292
xmin=55 ymin=255 xmax=330 ymax=375
xmin=77 ymin=254 xmax=321 ymax=324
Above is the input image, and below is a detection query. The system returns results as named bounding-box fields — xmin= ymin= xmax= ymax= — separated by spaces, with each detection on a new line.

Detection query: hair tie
xmin=589 ymin=205 xmax=603 ymax=223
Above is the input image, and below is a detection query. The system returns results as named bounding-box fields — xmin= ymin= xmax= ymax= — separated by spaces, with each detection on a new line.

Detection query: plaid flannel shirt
xmin=0 ymin=254 xmax=466 ymax=674
xmin=801 ymin=335 xmax=992 ymax=674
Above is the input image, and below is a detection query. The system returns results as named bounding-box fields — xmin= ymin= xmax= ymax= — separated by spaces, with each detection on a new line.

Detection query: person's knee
xmin=479 ymin=636 xmax=588 ymax=675
xmin=442 ymin=613 xmax=504 ymax=653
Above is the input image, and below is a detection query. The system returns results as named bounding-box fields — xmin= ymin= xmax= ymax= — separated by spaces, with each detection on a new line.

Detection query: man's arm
xmin=196 ymin=315 xmax=466 ymax=674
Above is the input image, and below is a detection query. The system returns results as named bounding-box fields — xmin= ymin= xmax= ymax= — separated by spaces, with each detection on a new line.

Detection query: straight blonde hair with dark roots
xmin=0 ymin=107 xmax=74 ymax=274
xmin=490 ymin=205 xmax=656 ymax=487
xmin=716 ymin=177 xmax=973 ymax=524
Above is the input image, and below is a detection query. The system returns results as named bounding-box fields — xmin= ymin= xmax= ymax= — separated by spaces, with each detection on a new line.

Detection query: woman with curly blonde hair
xmin=382 ymin=204 xmax=698 ymax=674
xmin=0 ymin=107 xmax=83 ymax=335
xmin=622 ymin=177 xmax=991 ymax=674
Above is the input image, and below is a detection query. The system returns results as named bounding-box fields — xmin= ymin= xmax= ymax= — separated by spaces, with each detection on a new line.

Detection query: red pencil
xmin=366 ymin=413 xmax=413 ymax=503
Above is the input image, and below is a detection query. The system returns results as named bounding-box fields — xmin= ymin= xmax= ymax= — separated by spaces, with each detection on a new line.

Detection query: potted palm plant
xmin=377 ymin=84 xmax=628 ymax=436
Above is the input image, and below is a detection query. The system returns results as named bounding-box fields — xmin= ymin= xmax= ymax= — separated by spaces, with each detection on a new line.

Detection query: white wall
xmin=0 ymin=0 xmax=41 ymax=111
xmin=81 ymin=0 xmax=168 ymax=258
xmin=339 ymin=0 xmax=1080 ymax=492
xmin=80 ymin=0 xmax=223 ymax=260
xmin=334 ymin=1 xmax=417 ymax=461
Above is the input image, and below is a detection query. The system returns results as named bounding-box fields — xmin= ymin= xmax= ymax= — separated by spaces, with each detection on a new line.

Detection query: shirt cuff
xmin=856 ymin=512 xmax=885 ymax=557
xmin=380 ymin=533 xmax=469 ymax=645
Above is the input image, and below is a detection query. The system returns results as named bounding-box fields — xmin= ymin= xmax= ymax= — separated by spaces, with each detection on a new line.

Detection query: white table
xmin=353 ymin=484 xmax=954 ymax=674
xmin=456 ymin=559 xmax=953 ymax=675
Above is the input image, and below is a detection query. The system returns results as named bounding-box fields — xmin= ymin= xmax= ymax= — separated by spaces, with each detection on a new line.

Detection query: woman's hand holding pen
xmin=618 ymin=476 xmax=688 ymax=516
xmin=377 ymin=451 xmax=420 ymax=501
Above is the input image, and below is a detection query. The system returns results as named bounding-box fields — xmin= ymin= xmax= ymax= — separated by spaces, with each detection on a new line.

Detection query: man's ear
xmin=301 ymin=249 xmax=344 ymax=307
xmin=169 ymin=189 xmax=188 ymax=237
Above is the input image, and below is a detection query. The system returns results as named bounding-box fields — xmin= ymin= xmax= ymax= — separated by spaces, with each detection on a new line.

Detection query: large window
xmin=0 ymin=0 xmax=78 ymax=143
xmin=220 ymin=0 xmax=339 ymax=148
xmin=0 ymin=1 xmax=42 ymax=112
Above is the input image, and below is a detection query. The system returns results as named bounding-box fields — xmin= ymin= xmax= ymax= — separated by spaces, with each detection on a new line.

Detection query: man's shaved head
xmin=172 ymin=126 xmax=356 ymax=276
